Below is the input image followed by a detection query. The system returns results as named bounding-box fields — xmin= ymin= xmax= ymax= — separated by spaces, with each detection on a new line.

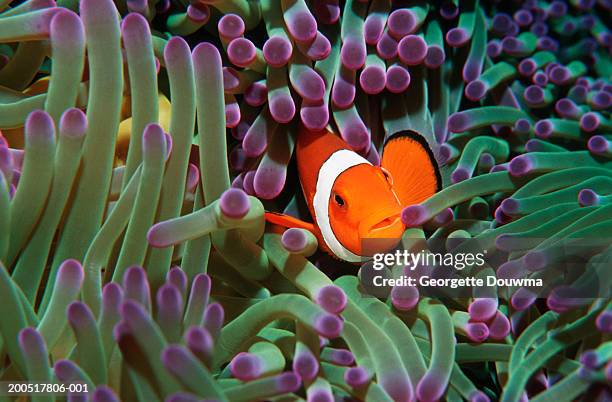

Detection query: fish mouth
xmin=357 ymin=213 xmax=404 ymax=257
xmin=369 ymin=215 xmax=402 ymax=233
xmin=358 ymin=211 xmax=405 ymax=240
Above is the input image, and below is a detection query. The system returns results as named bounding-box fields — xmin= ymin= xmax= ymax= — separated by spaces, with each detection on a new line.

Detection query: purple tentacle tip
xmin=18 ymin=327 xmax=45 ymax=354
xmin=446 ymin=28 xmax=469 ymax=47
xmin=530 ymin=21 xmax=547 ymax=37
xmin=596 ymin=310 xmax=612 ymax=333
xmin=92 ymin=386 xmax=119 ymax=402
xmin=376 ymin=31 xmax=398 ymax=60
xmin=218 ymin=13 xmax=244 ymax=39
xmin=301 ymin=102 xmax=329 ymax=130
xmin=549 ymin=66 xmax=570 ymax=85
xmin=296 ymin=68 xmax=325 ymax=102
xmin=329 ymin=349 xmax=354 ymax=366
xmin=514 ymin=119 xmax=531 ymax=134
xmin=524 ymin=85 xmax=545 ymax=104
xmin=123 ymin=265 xmax=146 ymax=287
xmin=342 ymin=120 xmax=370 ymax=151
xmin=592 ymin=91 xmax=612 ymax=110
xmin=580 ymin=112 xmax=600 ymax=132
xmin=186 ymin=4 xmax=209 ymax=23
xmin=359 ymin=65 xmax=386 ymax=95
xmin=276 ymin=372 xmax=301 ymax=393
xmin=491 ymin=13 xmax=512 ymax=34
xmin=465 ymin=80 xmax=487 ymax=101
xmin=300 ymin=31 xmax=331 ymax=60
xmin=287 ymin=11 xmax=317 ymax=43
xmin=387 ymin=9 xmax=417 ymax=39
xmin=67 ymin=301 xmax=94 ymax=329
xmin=54 ymin=359 xmax=79 ymax=381
xmin=344 ymin=366 xmax=371 ymax=388
xmin=391 ymin=285 xmax=419 ymax=311
xmin=167 ymin=267 xmax=187 ymax=294
xmin=511 ymin=288 xmax=537 ymax=311
xmin=314 ymin=0 xmax=340 ymax=25
xmin=243 ymin=81 xmax=267 ymax=104
xmin=270 ymin=94 xmax=296 ymax=123
xmin=487 ymin=311 xmax=510 ymax=340
xmin=469 ymin=390 xmax=491 ymax=402
xmin=451 ymin=167 xmax=471 ymax=184
xmin=315 ymin=285 xmax=347 ymax=314
xmin=447 ymin=112 xmax=469 ymax=133
xmin=398 ymin=35 xmax=427 ymax=66
xmin=514 ymin=9 xmax=533 ymax=27
xmin=523 ymin=250 xmax=546 ymax=271
xmin=500 ymin=198 xmax=519 ymax=215
xmin=537 ymin=36 xmax=559 ymax=52
xmin=309 ymin=388 xmax=333 ymax=402
xmin=580 ymin=350 xmax=599 ymax=369
xmin=432 ymin=208 xmax=454 ymax=226
xmin=230 ymin=352 xmax=263 ymax=381
xmin=220 ymin=188 xmax=250 ymax=219
xmin=555 ymin=98 xmax=576 ymax=118
xmin=161 ymin=345 xmax=189 ymax=373
xmin=341 ymin=37 xmax=366 ymax=70
xmin=440 ymin=1 xmax=459 ymax=19
xmin=439 ymin=144 xmax=454 ymax=164
xmin=315 ymin=314 xmax=343 ymax=338
xmin=242 ymin=170 xmax=255 ymax=195
xmin=57 ymin=259 xmax=84 ymax=288
xmin=549 ymin=1 xmax=567 ymax=17
xmin=466 ymin=322 xmax=489 ymax=343
xmin=26 ymin=110 xmax=54 ymax=141
xmin=578 ymin=189 xmax=599 ymax=206
xmin=469 ymin=299 xmax=498 ymax=322
xmin=102 ymin=282 xmax=123 ymax=306
xmin=425 ymin=45 xmax=445 ymax=69
xmin=487 ymin=40 xmax=502 ymax=58
xmin=281 ymin=228 xmax=309 ymax=252
xmin=60 ymin=108 xmax=87 ymax=138
xmin=227 ymin=38 xmax=256 ymax=67
xmin=416 ymin=369 xmax=446 ymax=402
xmin=185 ymin=326 xmax=213 ymax=358
xmin=533 ymin=71 xmax=548 ymax=86
xmin=518 ymin=59 xmax=537 ymax=77
xmin=293 ymin=350 xmax=318 ymax=381
xmin=225 ymin=102 xmax=240 ymax=128
xmin=386 ymin=65 xmax=411 ymax=93
xmin=588 ymin=136 xmax=609 ymax=154
xmin=364 ymin=16 xmax=384 ymax=45
xmin=157 ymin=283 xmax=181 ymax=309
xmin=402 ymin=204 xmax=428 ymax=227
xmin=263 ymin=36 xmax=292 ymax=67
xmin=509 ymin=155 xmax=533 ymax=176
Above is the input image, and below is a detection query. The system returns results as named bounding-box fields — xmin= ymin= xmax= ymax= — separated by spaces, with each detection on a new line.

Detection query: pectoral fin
xmin=265 ymin=212 xmax=315 ymax=232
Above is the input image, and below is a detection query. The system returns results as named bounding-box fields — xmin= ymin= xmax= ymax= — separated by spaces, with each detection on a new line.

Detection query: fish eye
xmin=334 ymin=194 xmax=345 ymax=207
xmin=381 ymin=167 xmax=393 ymax=186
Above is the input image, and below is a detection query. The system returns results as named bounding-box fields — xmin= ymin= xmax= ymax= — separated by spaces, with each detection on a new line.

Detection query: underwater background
xmin=0 ymin=0 xmax=611 ymax=401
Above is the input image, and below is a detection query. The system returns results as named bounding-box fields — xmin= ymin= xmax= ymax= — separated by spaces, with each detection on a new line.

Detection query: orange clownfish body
xmin=266 ymin=126 xmax=441 ymax=262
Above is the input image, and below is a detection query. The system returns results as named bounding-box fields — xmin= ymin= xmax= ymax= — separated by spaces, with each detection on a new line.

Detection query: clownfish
xmin=265 ymin=126 xmax=441 ymax=262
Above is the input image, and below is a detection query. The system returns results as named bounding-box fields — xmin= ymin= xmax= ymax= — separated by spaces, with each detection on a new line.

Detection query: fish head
xmin=328 ymin=163 xmax=405 ymax=257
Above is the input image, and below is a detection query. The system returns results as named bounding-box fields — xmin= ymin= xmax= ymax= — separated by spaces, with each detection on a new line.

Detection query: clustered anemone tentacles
xmin=0 ymin=0 xmax=610 ymax=401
